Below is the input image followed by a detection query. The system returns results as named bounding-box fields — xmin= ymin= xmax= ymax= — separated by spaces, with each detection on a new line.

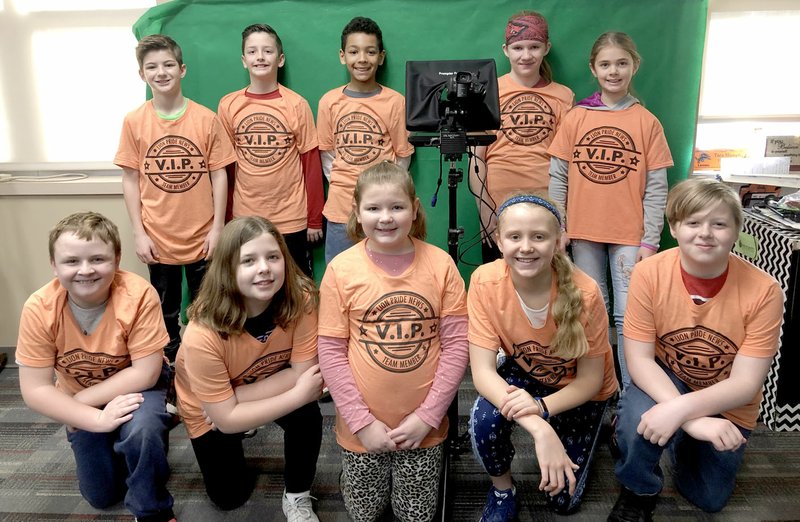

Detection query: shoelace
xmin=494 ymin=490 xmax=509 ymax=500
xmin=286 ymin=494 xmax=317 ymax=517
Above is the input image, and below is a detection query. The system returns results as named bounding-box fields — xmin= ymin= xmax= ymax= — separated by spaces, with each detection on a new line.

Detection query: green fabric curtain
xmin=135 ymin=0 xmax=707 ymax=282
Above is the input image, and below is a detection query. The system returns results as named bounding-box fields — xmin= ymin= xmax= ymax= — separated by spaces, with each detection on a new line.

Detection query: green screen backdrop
xmin=134 ymin=0 xmax=707 ymax=283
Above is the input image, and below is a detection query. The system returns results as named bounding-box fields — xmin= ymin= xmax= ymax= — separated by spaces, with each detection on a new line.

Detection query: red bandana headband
xmin=505 ymin=15 xmax=549 ymax=44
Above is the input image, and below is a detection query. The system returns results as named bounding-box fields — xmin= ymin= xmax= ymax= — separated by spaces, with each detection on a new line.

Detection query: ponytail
xmin=550 ymin=252 xmax=588 ymax=359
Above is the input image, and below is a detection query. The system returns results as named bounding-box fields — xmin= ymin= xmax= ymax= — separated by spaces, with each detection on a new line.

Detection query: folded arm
xmin=20 ymin=365 xmax=145 ymax=433
xmin=233 ymin=358 xmax=317 ymax=403
xmin=470 ymin=343 xmax=578 ymax=496
xmin=203 ymin=362 xmax=322 ymax=434
xmin=626 ymin=337 xmax=768 ymax=449
xmin=72 ymin=351 xmax=162 ymax=408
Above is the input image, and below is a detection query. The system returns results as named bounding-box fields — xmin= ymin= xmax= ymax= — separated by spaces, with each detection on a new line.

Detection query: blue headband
xmin=497 ymin=195 xmax=562 ymax=225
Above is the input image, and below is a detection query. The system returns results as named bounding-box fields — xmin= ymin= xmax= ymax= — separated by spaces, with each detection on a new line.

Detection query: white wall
xmin=0 ymin=1 xmax=155 ymax=166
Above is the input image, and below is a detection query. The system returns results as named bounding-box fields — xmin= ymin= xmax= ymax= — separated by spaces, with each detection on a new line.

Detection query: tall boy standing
xmin=115 ymin=34 xmax=235 ymax=362
xmin=608 ymin=179 xmax=784 ymax=521
xmin=217 ymin=23 xmax=324 ymax=277
xmin=317 ymin=16 xmax=414 ymax=263
xmin=16 ymin=212 xmax=176 ymax=522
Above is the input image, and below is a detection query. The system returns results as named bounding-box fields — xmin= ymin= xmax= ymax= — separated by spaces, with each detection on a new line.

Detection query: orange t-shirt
xmin=468 ymin=260 xmax=618 ymax=400
xmin=114 ymin=99 xmax=236 ymax=264
xmin=318 ymin=238 xmax=467 ymax=452
xmin=317 ymin=85 xmax=415 ymax=223
xmin=547 ymin=104 xmax=674 ymax=245
xmin=218 ymin=86 xmax=319 ymax=234
xmin=175 ymin=304 xmax=318 ymax=439
xmin=625 ymin=248 xmax=784 ymax=429
xmin=16 ymin=271 xmax=169 ymax=397
xmin=485 ymin=74 xmax=574 ymax=200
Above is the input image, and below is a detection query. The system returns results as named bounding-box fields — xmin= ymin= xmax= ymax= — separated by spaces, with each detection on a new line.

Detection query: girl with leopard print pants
xmin=318 ymin=163 xmax=469 ymax=521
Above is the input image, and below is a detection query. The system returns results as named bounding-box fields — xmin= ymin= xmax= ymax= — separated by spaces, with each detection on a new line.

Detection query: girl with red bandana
xmin=469 ymin=11 xmax=574 ymax=263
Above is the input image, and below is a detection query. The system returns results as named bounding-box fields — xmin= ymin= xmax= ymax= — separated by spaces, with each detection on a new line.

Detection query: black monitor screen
xmin=405 ymin=59 xmax=500 ymax=132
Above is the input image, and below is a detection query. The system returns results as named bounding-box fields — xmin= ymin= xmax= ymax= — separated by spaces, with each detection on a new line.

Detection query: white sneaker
xmin=282 ymin=490 xmax=319 ymax=522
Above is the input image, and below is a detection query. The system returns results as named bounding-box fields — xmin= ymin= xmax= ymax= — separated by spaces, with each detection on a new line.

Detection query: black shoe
xmin=608 ymin=487 xmax=657 ymax=522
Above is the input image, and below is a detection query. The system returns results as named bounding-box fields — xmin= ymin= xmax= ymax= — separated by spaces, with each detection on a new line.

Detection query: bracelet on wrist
xmin=533 ymin=398 xmax=544 ymax=418
xmin=534 ymin=396 xmax=550 ymax=421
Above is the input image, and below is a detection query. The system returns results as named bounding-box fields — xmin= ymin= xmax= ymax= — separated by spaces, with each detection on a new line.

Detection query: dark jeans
xmin=190 ymin=400 xmax=323 ymax=510
xmin=470 ymin=357 xmax=610 ymax=514
xmin=614 ymin=362 xmax=749 ymax=512
xmin=283 ymin=229 xmax=313 ymax=278
xmin=66 ymin=364 xmax=174 ymax=521
xmin=148 ymin=260 xmax=206 ymax=362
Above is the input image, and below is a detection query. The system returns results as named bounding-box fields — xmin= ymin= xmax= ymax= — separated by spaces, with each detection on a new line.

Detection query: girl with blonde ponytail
xmin=468 ymin=193 xmax=619 ymax=519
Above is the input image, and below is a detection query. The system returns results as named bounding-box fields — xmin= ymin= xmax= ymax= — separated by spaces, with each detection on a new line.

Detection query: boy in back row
xmin=218 ymin=23 xmax=324 ymax=277
xmin=318 ymin=16 xmax=415 ymax=262
xmin=115 ymin=35 xmax=235 ymax=363
xmin=16 ymin=212 xmax=176 ymax=522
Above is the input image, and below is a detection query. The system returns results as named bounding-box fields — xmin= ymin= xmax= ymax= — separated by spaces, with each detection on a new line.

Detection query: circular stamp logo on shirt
xmin=511 ymin=340 xmax=573 ymax=386
xmin=144 ymin=135 xmax=207 ymax=193
xmin=235 ymin=112 xmax=293 ymax=168
xmin=56 ymin=349 xmax=130 ymax=388
xmin=500 ymin=93 xmax=555 ymax=146
xmin=573 ymin=126 xmax=641 ymax=184
xmin=359 ymin=291 xmax=438 ymax=373
xmin=334 ymin=112 xmax=385 ymax=166
xmin=659 ymin=326 xmax=737 ymax=387
xmin=233 ymin=348 xmax=291 ymax=386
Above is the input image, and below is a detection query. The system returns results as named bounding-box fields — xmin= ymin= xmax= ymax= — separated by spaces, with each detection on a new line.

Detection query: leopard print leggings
xmin=340 ymin=444 xmax=443 ymax=522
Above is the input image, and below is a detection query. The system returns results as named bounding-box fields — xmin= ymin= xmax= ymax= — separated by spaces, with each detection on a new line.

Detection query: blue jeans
xmin=571 ymin=240 xmax=637 ymax=389
xmin=325 ymin=221 xmax=355 ymax=264
xmin=66 ymin=364 xmax=174 ymax=521
xmin=614 ymin=365 xmax=749 ymax=512
xmin=470 ymin=358 xmax=610 ymax=514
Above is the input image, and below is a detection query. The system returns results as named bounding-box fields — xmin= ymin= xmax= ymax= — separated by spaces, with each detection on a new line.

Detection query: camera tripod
xmin=410 ymin=126 xmax=495 ymax=520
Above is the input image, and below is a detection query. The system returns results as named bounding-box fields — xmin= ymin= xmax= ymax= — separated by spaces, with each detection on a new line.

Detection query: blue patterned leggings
xmin=470 ymin=358 xmax=610 ymax=514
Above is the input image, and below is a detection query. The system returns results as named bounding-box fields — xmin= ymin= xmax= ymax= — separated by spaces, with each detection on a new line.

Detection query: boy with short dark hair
xmin=608 ymin=178 xmax=784 ymax=521
xmin=317 ymin=16 xmax=414 ymax=263
xmin=17 ymin=211 xmax=176 ymax=522
xmin=115 ymin=34 xmax=235 ymax=362
xmin=217 ymin=23 xmax=324 ymax=277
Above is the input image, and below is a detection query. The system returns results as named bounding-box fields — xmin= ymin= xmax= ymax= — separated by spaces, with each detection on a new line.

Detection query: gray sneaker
xmin=282 ymin=490 xmax=319 ymax=522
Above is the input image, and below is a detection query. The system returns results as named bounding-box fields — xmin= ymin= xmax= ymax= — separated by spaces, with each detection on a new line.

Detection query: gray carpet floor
xmin=1 ymin=366 xmax=799 ymax=521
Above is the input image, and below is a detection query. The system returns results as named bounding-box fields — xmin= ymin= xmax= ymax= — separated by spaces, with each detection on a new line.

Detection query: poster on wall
xmin=765 ymin=136 xmax=800 ymax=172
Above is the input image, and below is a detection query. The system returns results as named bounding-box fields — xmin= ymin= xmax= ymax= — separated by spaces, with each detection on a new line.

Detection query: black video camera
xmin=446 ymin=71 xmax=487 ymax=101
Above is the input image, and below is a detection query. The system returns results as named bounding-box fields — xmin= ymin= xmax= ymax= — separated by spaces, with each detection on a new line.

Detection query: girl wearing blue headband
xmin=468 ymin=193 xmax=619 ymax=519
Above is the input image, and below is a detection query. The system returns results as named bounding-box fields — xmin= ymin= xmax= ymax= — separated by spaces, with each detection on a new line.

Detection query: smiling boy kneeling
xmin=16 ymin=212 xmax=176 ymax=522
xmin=608 ymin=179 xmax=784 ymax=522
